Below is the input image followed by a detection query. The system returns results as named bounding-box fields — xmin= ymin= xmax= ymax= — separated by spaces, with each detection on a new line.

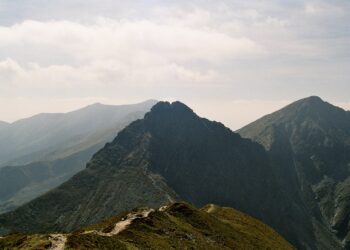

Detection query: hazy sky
xmin=0 ymin=0 xmax=349 ymax=129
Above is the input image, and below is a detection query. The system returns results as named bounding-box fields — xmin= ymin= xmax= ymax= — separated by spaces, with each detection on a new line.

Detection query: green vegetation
xmin=0 ymin=234 xmax=51 ymax=250
xmin=0 ymin=203 xmax=294 ymax=249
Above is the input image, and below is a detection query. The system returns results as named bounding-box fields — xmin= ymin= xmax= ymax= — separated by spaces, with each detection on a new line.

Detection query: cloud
xmin=0 ymin=18 xmax=265 ymax=63
xmin=0 ymin=17 xmax=265 ymax=97
xmin=0 ymin=0 xmax=349 ymax=127
xmin=304 ymin=1 xmax=345 ymax=16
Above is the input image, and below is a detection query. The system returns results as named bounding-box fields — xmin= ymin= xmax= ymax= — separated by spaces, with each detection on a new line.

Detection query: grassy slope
xmin=0 ymin=203 xmax=294 ymax=249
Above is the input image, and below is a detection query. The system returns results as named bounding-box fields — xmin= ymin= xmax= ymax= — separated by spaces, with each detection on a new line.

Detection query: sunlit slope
xmin=0 ymin=203 xmax=294 ymax=250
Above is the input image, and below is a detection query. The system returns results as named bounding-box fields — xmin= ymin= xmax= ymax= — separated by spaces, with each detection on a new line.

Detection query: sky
xmin=0 ymin=0 xmax=349 ymax=129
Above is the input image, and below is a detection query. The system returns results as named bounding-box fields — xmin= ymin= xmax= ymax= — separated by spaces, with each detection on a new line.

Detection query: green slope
xmin=0 ymin=203 xmax=294 ymax=250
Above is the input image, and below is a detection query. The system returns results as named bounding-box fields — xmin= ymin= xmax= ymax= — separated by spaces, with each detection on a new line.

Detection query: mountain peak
xmin=298 ymin=95 xmax=326 ymax=107
xmin=289 ymin=95 xmax=326 ymax=110
xmin=238 ymin=96 xmax=350 ymax=150
xmin=148 ymin=101 xmax=195 ymax=119
xmin=91 ymin=102 xmax=104 ymax=106
xmin=301 ymin=95 xmax=323 ymax=104
xmin=268 ymin=96 xmax=348 ymax=124
xmin=151 ymin=101 xmax=193 ymax=112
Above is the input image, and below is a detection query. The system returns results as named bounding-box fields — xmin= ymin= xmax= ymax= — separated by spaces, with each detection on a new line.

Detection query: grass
xmin=0 ymin=202 xmax=294 ymax=249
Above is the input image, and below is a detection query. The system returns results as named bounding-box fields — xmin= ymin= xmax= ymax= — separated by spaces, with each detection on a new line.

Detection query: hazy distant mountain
xmin=0 ymin=143 xmax=103 ymax=214
xmin=0 ymin=100 xmax=157 ymax=166
xmin=0 ymin=202 xmax=293 ymax=250
xmin=0 ymin=100 xmax=157 ymax=214
xmin=239 ymin=96 xmax=350 ymax=249
xmin=0 ymin=121 xmax=8 ymax=130
xmin=0 ymin=101 xmax=310 ymax=249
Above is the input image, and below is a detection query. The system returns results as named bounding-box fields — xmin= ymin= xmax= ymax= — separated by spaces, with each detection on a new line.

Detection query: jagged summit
xmin=147 ymin=101 xmax=195 ymax=116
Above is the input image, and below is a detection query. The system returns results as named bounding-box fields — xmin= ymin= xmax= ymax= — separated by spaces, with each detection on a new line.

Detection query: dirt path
xmin=104 ymin=209 xmax=154 ymax=236
xmin=158 ymin=205 xmax=168 ymax=212
xmin=207 ymin=204 xmax=216 ymax=213
xmin=83 ymin=208 xmax=155 ymax=237
xmin=49 ymin=234 xmax=67 ymax=250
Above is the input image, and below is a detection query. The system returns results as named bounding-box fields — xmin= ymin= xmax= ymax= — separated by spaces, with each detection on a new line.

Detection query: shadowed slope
xmin=239 ymin=96 xmax=350 ymax=249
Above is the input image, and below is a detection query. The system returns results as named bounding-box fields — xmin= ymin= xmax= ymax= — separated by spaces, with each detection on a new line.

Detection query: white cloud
xmin=0 ymin=18 xmax=265 ymax=64
xmin=0 ymin=17 xmax=265 ymax=99
xmin=304 ymin=2 xmax=344 ymax=16
xmin=0 ymin=1 xmax=349 ymax=127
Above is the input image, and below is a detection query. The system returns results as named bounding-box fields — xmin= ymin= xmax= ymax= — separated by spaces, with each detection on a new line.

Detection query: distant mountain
xmin=0 ymin=202 xmax=294 ymax=250
xmin=0 ymin=101 xmax=310 ymax=249
xmin=239 ymin=96 xmax=350 ymax=249
xmin=0 ymin=143 xmax=103 ymax=214
xmin=0 ymin=100 xmax=156 ymax=214
xmin=0 ymin=100 xmax=157 ymax=166
xmin=0 ymin=121 xmax=8 ymax=130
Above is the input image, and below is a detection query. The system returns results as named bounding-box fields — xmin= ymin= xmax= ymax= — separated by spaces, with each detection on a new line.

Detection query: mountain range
xmin=0 ymin=100 xmax=156 ymax=214
xmin=0 ymin=100 xmax=157 ymax=167
xmin=0 ymin=100 xmax=311 ymax=249
xmin=0 ymin=97 xmax=349 ymax=249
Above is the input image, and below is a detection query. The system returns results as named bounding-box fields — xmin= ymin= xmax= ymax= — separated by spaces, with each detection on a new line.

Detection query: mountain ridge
xmin=0 ymin=100 xmax=157 ymax=166
xmin=4 ymin=100 xmax=157 ymax=125
xmin=0 ymin=121 xmax=9 ymax=130
xmin=0 ymin=202 xmax=294 ymax=250
xmin=239 ymin=96 xmax=350 ymax=249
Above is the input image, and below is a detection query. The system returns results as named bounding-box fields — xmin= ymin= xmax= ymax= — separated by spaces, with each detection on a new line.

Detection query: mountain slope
xmin=0 ymin=203 xmax=294 ymax=250
xmin=0 ymin=100 xmax=157 ymax=166
xmin=0 ymin=100 xmax=156 ymax=214
xmin=0 ymin=101 xmax=310 ymax=249
xmin=0 ymin=142 xmax=104 ymax=214
xmin=239 ymin=96 xmax=350 ymax=249
xmin=0 ymin=121 xmax=8 ymax=130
